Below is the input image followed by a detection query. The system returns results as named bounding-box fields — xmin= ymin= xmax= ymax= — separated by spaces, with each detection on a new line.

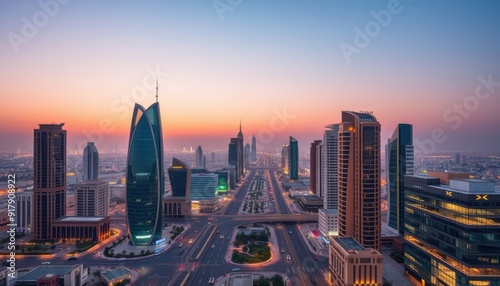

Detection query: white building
xmin=75 ymin=180 xmax=109 ymax=216
xmin=322 ymin=124 xmax=339 ymax=209
xmin=319 ymin=208 xmax=338 ymax=237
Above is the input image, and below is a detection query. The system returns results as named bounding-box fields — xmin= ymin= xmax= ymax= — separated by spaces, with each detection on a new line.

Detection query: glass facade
xmin=168 ymin=158 xmax=190 ymax=198
xmin=126 ymin=103 xmax=164 ymax=246
xmin=404 ymin=175 xmax=500 ymax=286
xmin=386 ymin=124 xmax=414 ymax=235
xmin=289 ymin=136 xmax=299 ymax=180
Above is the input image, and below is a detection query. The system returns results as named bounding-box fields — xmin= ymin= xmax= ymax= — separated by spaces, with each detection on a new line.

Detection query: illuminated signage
xmin=445 ymin=191 xmax=452 ymax=197
xmin=475 ymin=195 xmax=488 ymax=201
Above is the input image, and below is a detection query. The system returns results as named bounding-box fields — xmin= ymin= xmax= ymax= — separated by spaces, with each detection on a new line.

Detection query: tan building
xmin=75 ymin=180 xmax=110 ymax=217
xmin=164 ymin=197 xmax=191 ymax=218
xmin=329 ymin=236 xmax=383 ymax=286
xmin=52 ymin=216 xmax=110 ymax=243
xmin=338 ymin=111 xmax=381 ymax=250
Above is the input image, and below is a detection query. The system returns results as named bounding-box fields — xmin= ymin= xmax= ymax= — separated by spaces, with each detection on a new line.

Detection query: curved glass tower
xmin=126 ymin=102 xmax=164 ymax=246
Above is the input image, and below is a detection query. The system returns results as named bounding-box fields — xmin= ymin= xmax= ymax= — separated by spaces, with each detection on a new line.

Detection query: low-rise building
xmin=319 ymin=208 xmax=338 ymax=237
xmin=328 ymin=236 xmax=383 ymax=286
xmin=15 ymin=264 xmax=88 ymax=286
xmin=51 ymin=216 xmax=110 ymax=243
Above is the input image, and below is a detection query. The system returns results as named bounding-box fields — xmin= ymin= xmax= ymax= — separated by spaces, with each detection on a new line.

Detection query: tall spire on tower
xmin=155 ymin=75 xmax=158 ymax=102
xmin=237 ymin=119 xmax=243 ymax=138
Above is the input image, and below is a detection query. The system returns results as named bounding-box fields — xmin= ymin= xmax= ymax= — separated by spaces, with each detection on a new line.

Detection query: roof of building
xmin=54 ymin=216 xmax=108 ymax=222
xmin=101 ymin=267 xmax=131 ymax=281
xmin=333 ymin=237 xmax=365 ymax=251
xmin=298 ymin=195 xmax=323 ymax=203
xmin=17 ymin=265 xmax=80 ymax=282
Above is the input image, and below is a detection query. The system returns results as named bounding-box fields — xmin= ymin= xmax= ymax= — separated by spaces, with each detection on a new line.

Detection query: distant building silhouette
xmin=244 ymin=143 xmax=250 ymax=168
xmin=228 ymin=122 xmax=244 ymax=182
xmin=338 ymin=111 xmax=381 ymax=250
xmin=289 ymin=136 xmax=299 ymax=180
xmin=126 ymin=102 xmax=164 ymax=246
xmin=309 ymin=140 xmax=322 ymax=196
xmin=83 ymin=142 xmax=98 ymax=180
xmin=251 ymin=135 xmax=257 ymax=162
xmin=195 ymin=146 xmax=204 ymax=168
xmin=386 ymin=123 xmax=414 ymax=235
xmin=33 ymin=123 xmax=67 ymax=240
xmin=281 ymin=144 xmax=289 ymax=174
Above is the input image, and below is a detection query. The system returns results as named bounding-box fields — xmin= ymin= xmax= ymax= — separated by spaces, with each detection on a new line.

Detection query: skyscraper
xmin=322 ymin=124 xmax=339 ymax=210
xmin=228 ymin=122 xmax=244 ymax=182
xmin=385 ymin=123 xmax=414 ymax=235
xmin=338 ymin=111 xmax=381 ymax=250
xmin=310 ymin=140 xmax=322 ymax=195
xmin=281 ymin=144 xmax=289 ymax=174
xmin=404 ymin=174 xmax=500 ymax=285
xmin=83 ymin=142 xmax=98 ymax=181
xmin=33 ymin=123 xmax=67 ymax=240
xmin=16 ymin=191 xmax=32 ymax=234
xmin=195 ymin=146 xmax=204 ymax=168
xmin=126 ymin=102 xmax=164 ymax=246
xmin=316 ymin=142 xmax=323 ymax=198
xmin=289 ymin=136 xmax=299 ymax=180
xmin=251 ymin=135 xmax=257 ymax=162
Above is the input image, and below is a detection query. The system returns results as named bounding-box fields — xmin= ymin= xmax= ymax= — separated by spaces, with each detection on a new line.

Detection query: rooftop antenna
xmin=155 ymin=75 xmax=158 ymax=102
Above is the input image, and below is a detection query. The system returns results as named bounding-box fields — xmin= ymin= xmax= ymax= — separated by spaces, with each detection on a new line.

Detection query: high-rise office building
xmin=385 ymin=123 xmax=414 ymax=235
xmin=83 ymin=142 xmax=98 ymax=181
xmin=316 ymin=142 xmax=323 ymax=198
xmin=289 ymin=136 xmax=299 ymax=180
xmin=310 ymin=140 xmax=322 ymax=196
xmin=281 ymin=144 xmax=289 ymax=175
xmin=251 ymin=135 xmax=257 ymax=162
xmin=195 ymin=146 xmax=204 ymax=168
xmin=322 ymin=124 xmax=339 ymax=210
xmin=75 ymin=180 xmax=109 ymax=217
xmin=165 ymin=158 xmax=191 ymax=218
xmin=338 ymin=111 xmax=381 ymax=250
xmin=228 ymin=123 xmax=244 ymax=182
xmin=455 ymin=152 xmax=461 ymax=164
xmin=16 ymin=191 xmax=33 ymax=233
xmin=126 ymin=102 xmax=164 ymax=246
xmin=33 ymin=123 xmax=67 ymax=240
xmin=404 ymin=174 xmax=500 ymax=285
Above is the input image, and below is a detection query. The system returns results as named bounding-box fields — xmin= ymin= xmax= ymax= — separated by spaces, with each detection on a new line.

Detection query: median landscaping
xmin=231 ymin=224 xmax=271 ymax=264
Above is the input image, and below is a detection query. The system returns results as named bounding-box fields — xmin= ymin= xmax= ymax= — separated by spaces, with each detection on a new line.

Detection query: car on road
xmin=178 ymin=243 xmax=183 ymax=248
xmin=41 ymin=262 xmax=50 ymax=265
xmin=220 ymin=235 xmax=224 ymax=239
xmin=289 ymin=231 xmax=292 ymax=234
xmin=209 ymin=277 xmax=215 ymax=284
xmin=281 ymin=248 xmax=285 ymax=253
xmin=211 ymin=244 xmax=215 ymax=248
xmin=188 ymin=239 xmax=193 ymax=244
xmin=286 ymin=254 xmax=291 ymax=260
xmin=67 ymin=256 xmax=77 ymax=261
xmin=231 ymin=268 xmax=240 ymax=272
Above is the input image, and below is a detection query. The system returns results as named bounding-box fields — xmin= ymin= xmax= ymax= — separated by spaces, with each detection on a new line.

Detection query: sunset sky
xmin=1 ymin=1 xmax=499 ymax=153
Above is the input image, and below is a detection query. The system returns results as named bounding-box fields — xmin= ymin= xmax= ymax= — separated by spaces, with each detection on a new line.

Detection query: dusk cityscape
xmin=1 ymin=1 xmax=500 ymax=286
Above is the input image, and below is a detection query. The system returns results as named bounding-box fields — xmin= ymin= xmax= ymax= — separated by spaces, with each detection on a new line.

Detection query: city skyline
xmin=1 ymin=1 xmax=500 ymax=153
